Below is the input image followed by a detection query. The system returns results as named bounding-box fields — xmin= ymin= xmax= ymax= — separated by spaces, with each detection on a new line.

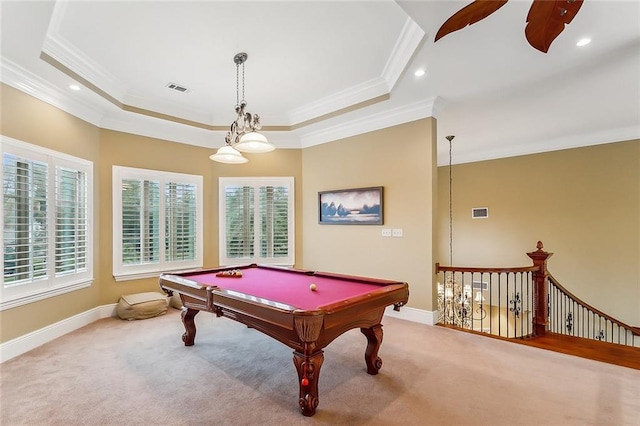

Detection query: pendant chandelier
xmin=438 ymin=135 xmax=470 ymax=327
xmin=210 ymin=52 xmax=274 ymax=164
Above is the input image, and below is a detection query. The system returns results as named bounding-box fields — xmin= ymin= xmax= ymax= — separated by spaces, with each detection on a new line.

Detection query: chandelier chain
xmin=447 ymin=135 xmax=454 ymax=266
xmin=236 ymin=63 xmax=240 ymax=106
xmin=209 ymin=52 xmax=274 ymax=164
xmin=449 ymin=141 xmax=452 ymax=265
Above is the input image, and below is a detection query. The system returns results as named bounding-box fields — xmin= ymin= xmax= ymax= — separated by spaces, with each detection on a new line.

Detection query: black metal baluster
xmin=498 ymin=272 xmax=501 ymax=337
xmin=508 ymin=274 xmax=512 ymax=338
xmin=529 ymin=272 xmax=533 ymax=336
xmin=492 ymin=272 xmax=496 ymax=333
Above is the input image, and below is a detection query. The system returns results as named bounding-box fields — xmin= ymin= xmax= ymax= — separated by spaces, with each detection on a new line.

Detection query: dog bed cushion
xmin=116 ymin=292 xmax=168 ymax=320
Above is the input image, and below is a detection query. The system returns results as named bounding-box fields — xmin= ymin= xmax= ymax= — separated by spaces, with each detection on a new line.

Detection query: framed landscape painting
xmin=318 ymin=186 xmax=383 ymax=225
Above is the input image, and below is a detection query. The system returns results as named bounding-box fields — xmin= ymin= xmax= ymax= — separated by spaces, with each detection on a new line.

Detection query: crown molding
xmin=41 ymin=4 xmax=419 ymax=133
xmin=287 ymin=77 xmax=389 ymax=126
xmin=430 ymin=96 xmax=447 ymax=119
xmin=440 ymin=125 xmax=640 ymax=166
xmin=100 ymin=113 xmax=215 ymax=148
xmin=36 ymin=1 xmax=427 ymax=139
xmin=3 ymin=55 xmax=437 ymax=152
xmin=122 ymin=92 xmax=215 ymax=126
xmin=382 ymin=17 xmax=426 ymax=91
xmin=42 ymin=1 xmax=125 ymax=101
xmin=6 ymin=60 xmax=634 ymax=167
xmin=100 ymin=112 xmax=302 ymax=150
xmin=287 ymin=17 xmax=424 ymax=126
xmin=298 ymin=96 xmax=441 ymax=148
xmin=1 ymin=58 xmax=104 ymax=127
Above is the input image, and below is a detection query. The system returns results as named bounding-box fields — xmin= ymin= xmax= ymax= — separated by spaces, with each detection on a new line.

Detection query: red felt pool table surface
xmin=185 ymin=266 xmax=391 ymax=311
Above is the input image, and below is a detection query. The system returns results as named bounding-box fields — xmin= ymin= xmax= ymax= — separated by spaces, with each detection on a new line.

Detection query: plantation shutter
xmin=219 ymin=177 xmax=294 ymax=266
xmin=121 ymin=178 xmax=160 ymax=265
xmin=2 ymin=154 xmax=49 ymax=285
xmin=55 ymin=166 xmax=88 ymax=275
xmin=259 ymin=185 xmax=289 ymax=259
xmin=2 ymin=136 xmax=93 ymax=310
xmin=165 ymin=182 xmax=197 ymax=261
xmin=224 ymin=185 xmax=255 ymax=259
xmin=113 ymin=166 xmax=203 ymax=280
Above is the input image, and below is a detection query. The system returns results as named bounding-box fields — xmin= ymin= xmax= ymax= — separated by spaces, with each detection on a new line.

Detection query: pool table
xmin=159 ymin=264 xmax=409 ymax=416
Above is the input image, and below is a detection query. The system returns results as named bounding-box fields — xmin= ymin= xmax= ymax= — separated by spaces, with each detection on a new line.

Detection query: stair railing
xmin=435 ymin=263 xmax=540 ymax=339
xmin=436 ymin=241 xmax=639 ymax=348
xmin=547 ymin=273 xmax=639 ymax=347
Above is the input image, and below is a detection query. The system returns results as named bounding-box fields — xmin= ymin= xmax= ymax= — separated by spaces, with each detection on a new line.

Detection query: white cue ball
xmin=309 ymin=283 xmax=317 ymax=291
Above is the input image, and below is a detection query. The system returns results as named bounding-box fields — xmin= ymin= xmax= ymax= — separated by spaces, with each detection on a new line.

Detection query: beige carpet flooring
xmin=1 ymin=308 xmax=638 ymax=425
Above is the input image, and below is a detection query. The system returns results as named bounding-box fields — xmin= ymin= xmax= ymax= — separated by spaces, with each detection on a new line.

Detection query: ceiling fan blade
xmin=525 ymin=0 xmax=584 ymax=53
xmin=435 ymin=0 xmax=509 ymax=42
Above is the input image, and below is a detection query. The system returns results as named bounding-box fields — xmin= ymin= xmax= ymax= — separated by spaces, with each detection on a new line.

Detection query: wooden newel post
xmin=527 ymin=241 xmax=553 ymax=336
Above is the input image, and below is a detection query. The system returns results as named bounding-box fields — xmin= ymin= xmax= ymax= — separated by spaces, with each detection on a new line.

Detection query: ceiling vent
xmin=166 ymin=82 xmax=191 ymax=93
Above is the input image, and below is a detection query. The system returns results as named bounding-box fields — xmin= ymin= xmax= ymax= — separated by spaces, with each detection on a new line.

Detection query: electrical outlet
xmin=392 ymin=228 xmax=403 ymax=238
xmin=381 ymin=229 xmax=392 ymax=237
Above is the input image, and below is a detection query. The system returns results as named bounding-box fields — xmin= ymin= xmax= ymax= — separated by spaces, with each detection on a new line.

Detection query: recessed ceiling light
xmin=69 ymin=84 xmax=81 ymax=91
xmin=414 ymin=69 xmax=425 ymax=77
xmin=576 ymin=38 xmax=591 ymax=47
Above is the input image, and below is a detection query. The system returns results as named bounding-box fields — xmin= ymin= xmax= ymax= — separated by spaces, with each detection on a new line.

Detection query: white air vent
xmin=472 ymin=281 xmax=488 ymax=291
xmin=472 ymin=207 xmax=489 ymax=219
xmin=166 ymin=82 xmax=191 ymax=93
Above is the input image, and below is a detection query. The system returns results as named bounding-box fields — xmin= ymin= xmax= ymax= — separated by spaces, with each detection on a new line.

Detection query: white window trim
xmin=112 ymin=166 xmax=203 ymax=281
xmin=219 ymin=176 xmax=295 ymax=267
xmin=1 ymin=136 xmax=94 ymax=311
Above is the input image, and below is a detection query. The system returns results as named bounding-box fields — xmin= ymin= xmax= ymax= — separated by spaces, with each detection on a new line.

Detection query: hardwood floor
xmin=438 ymin=324 xmax=640 ymax=370
xmin=515 ymin=332 xmax=640 ymax=370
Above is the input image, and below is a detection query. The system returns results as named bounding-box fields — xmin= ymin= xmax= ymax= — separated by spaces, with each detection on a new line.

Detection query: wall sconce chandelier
xmin=210 ymin=52 xmax=275 ymax=164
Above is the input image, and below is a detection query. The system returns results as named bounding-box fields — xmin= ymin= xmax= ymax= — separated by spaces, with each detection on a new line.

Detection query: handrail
xmin=548 ymin=272 xmax=640 ymax=339
xmin=436 ymin=263 xmax=540 ymax=274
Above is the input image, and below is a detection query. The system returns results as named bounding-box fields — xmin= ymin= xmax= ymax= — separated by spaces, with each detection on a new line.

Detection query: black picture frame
xmin=318 ymin=186 xmax=383 ymax=225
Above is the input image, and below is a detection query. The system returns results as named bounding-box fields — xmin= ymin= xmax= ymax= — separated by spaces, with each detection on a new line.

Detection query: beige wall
xmin=437 ymin=140 xmax=640 ymax=325
xmin=301 ymin=119 xmax=438 ymax=311
xmin=97 ymin=130 xmax=302 ymax=305
xmin=0 ymin=84 xmax=302 ymax=343
xmin=0 ymin=84 xmax=102 ymax=341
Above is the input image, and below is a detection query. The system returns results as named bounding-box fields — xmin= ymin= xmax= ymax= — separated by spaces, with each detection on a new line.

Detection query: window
xmin=1 ymin=136 xmax=93 ymax=311
xmin=112 ymin=166 xmax=203 ymax=281
xmin=219 ymin=177 xmax=294 ymax=266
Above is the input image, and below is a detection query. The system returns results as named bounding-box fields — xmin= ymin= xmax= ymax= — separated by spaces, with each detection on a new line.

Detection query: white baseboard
xmin=1 ymin=303 xmax=433 ymax=364
xmin=385 ymin=305 xmax=437 ymax=325
xmin=0 ymin=303 xmax=117 ymax=364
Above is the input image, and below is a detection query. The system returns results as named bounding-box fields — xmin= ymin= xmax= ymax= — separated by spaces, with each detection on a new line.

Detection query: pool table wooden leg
xmin=361 ymin=324 xmax=383 ymax=374
xmin=181 ymin=307 xmax=199 ymax=346
xmin=293 ymin=349 xmax=324 ymax=417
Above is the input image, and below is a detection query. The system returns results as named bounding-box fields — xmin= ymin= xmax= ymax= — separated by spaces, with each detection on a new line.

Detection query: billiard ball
xmin=309 ymin=283 xmax=317 ymax=291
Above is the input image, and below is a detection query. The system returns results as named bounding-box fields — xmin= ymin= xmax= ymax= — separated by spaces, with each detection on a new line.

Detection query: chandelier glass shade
xmin=236 ymin=131 xmax=274 ymax=153
xmin=209 ymin=145 xmax=248 ymax=164
xmin=210 ymin=52 xmax=274 ymax=164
